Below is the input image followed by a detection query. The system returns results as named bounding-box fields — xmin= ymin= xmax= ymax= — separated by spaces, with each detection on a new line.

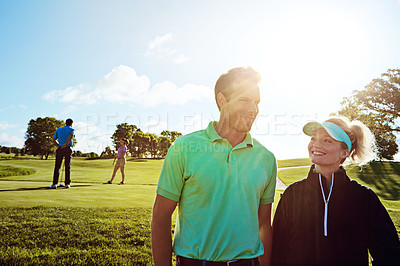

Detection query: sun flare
xmin=257 ymin=7 xmax=368 ymax=95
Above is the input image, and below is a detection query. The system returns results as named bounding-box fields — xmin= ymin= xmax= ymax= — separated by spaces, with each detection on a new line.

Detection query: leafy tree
xmin=24 ymin=117 xmax=65 ymax=159
xmin=111 ymin=123 xmax=138 ymax=156
xmin=158 ymin=135 xmax=171 ymax=158
xmin=100 ymin=146 xmax=116 ymax=158
xmin=73 ymin=150 xmax=83 ymax=157
xmin=336 ymin=68 xmax=400 ymax=160
xmin=131 ymin=129 xmax=149 ymax=158
xmin=161 ymin=130 xmax=182 ymax=143
xmin=88 ymin=152 xmax=99 ymax=159
xmin=146 ymin=133 xmax=159 ymax=158
xmin=0 ymin=146 xmax=8 ymax=153
xmin=110 ymin=124 xmax=183 ymax=158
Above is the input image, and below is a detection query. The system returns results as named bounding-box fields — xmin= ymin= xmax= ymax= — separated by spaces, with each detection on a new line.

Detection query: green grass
xmin=346 ymin=161 xmax=400 ymax=201
xmin=0 ymin=157 xmax=163 ymax=185
xmin=0 ymin=206 xmax=152 ymax=265
xmin=0 ymin=165 xmax=36 ymax=177
xmin=0 ymin=158 xmax=162 ymax=208
xmin=0 ymin=157 xmax=161 ymax=264
xmin=0 ymin=152 xmax=39 ymax=160
xmin=277 ymin=158 xmax=312 ymax=168
xmin=0 ymin=158 xmax=399 ymax=264
xmin=277 ymin=167 xmax=310 ymax=186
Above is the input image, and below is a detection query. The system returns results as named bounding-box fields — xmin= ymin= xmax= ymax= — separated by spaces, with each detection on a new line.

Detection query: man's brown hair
xmin=214 ymin=67 xmax=261 ymax=110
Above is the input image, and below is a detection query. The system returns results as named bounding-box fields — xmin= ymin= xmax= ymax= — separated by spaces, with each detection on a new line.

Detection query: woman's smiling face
xmin=308 ymin=128 xmax=348 ymax=169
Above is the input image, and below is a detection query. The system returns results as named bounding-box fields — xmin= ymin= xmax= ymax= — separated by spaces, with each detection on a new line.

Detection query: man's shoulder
xmin=61 ymin=126 xmax=74 ymax=133
xmin=174 ymin=128 xmax=209 ymax=144
xmin=251 ymin=138 xmax=276 ymax=159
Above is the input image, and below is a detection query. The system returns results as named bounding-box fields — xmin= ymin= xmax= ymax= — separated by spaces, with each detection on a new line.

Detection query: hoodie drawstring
xmin=319 ymin=173 xmax=334 ymax=237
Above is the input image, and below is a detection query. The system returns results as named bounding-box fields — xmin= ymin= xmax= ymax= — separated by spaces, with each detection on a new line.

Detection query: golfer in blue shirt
xmin=50 ymin=118 xmax=75 ymax=189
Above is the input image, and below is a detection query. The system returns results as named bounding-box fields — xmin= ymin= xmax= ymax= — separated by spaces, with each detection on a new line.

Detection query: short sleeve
xmin=156 ymin=142 xmax=186 ymax=202
xmin=260 ymin=156 xmax=277 ymax=205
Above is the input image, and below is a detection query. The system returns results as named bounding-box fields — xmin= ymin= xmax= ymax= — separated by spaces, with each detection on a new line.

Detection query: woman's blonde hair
xmin=325 ymin=116 xmax=377 ymax=165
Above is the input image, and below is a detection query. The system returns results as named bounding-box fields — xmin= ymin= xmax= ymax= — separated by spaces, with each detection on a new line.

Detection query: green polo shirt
xmin=156 ymin=121 xmax=277 ymax=262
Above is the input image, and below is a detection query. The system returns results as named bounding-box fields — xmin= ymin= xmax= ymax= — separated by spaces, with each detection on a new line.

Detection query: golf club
xmin=103 ymin=158 xmax=116 ymax=184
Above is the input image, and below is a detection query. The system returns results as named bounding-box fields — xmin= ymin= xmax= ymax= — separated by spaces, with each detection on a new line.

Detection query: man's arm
xmin=52 ymin=138 xmax=59 ymax=146
xmin=258 ymin=203 xmax=273 ymax=266
xmin=60 ymin=133 xmax=74 ymax=149
xmin=151 ymin=194 xmax=178 ymax=266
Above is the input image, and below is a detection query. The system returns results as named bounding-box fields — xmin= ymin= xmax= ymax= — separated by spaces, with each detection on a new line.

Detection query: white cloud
xmin=73 ymin=121 xmax=113 ymax=155
xmin=96 ymin=65 xmax=150 ymax=103
xmin=43 ymin=83 xmax=96 ymax=105
xmin=0 ymin=132 xmax=24 ymax=148
xmin=0 ymin=122 xmax=17 ymax=131
xmin=146 ymin=33 xmax=176 ymax=58
xmin=146 ymin=33 xmax=189 ymax=63
xmin=148 ymin=33 xmax=174 ymax=50
xmin=43 ymin=65 xmax=212 ymax=107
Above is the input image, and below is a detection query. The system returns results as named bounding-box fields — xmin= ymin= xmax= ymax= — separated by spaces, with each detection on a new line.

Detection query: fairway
xmin=0 ymin=157 xmax=164 ymax=264
xmin=0 ymin=158 xmax=162 ymax=208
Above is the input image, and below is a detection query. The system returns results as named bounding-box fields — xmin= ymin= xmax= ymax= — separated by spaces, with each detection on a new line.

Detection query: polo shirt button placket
xmin=227 ymin=149 xmax=235 ymax=165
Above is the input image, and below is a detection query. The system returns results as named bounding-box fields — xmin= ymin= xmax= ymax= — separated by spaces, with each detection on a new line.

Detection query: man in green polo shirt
xmin=151 ymin=67 xmax=277 ymax=265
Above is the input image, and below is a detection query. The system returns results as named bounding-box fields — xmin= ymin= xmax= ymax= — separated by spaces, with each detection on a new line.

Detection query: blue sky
xmin=1 ymin=0 xmax=400 ymax=160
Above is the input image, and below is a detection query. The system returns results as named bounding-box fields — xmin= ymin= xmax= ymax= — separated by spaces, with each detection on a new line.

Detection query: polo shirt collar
xmin=205 ymin=121 xmax=254 ymax=147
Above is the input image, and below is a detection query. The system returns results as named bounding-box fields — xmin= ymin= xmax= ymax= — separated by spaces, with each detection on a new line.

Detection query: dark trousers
xmin=52 ymin=147 xmax=72 ymax=185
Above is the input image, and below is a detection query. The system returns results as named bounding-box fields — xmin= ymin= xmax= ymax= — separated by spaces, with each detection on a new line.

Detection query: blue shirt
xmin=53 ymin=126 xmax=74 ymax=147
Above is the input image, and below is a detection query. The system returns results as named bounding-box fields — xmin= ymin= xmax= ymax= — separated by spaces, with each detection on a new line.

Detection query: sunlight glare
xmin=257 ymin=7 xmax=368 ymax=96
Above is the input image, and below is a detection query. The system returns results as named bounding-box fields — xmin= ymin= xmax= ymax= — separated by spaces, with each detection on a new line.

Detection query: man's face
xmin=222 ymin=80 xmax=260 ymax=133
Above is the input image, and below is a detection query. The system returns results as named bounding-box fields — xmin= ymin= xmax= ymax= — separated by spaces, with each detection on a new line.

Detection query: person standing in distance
xmin=151 ymin=67 xmax=277 ymax=265
xmin=104 ymin=138 xmax=129 ymax=185
xmin=50 ymin=118 xmax=74 ymax=189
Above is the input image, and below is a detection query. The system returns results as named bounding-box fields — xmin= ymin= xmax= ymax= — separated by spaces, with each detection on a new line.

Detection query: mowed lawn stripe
xmin=0 ymin=181 xmax=157 ymax=208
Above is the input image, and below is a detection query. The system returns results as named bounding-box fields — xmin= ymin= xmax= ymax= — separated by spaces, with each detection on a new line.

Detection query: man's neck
xmin=214 ymin=121 xmax=246 ymax=147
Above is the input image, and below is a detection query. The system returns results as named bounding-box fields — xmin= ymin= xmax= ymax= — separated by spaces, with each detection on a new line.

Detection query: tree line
xmin=20 ymin=117 xmax=182 ymax=160
xmin=109 ymin=123 xmax=182 ymax=158
xmin=1 ymin=68 xmax=399 ymax=160
xmin=0 ymin=146 xmax=26 ymax=157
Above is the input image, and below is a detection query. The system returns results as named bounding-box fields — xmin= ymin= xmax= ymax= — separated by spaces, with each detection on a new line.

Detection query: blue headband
xmin=303 ymin=121 xmax=352 ymax=152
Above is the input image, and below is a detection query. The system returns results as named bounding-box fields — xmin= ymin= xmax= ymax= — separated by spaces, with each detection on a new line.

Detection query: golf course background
xmin=0 ymin=155 xmax=399 ymax=265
